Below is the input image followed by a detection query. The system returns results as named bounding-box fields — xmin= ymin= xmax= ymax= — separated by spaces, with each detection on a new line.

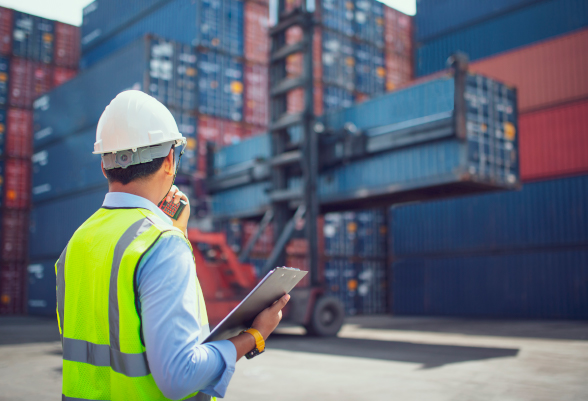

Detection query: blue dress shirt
xmin=102 ymin=192 xmax=236 ymax=399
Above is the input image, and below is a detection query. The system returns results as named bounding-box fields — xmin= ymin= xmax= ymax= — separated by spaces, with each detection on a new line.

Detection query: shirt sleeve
xmin=137 ymin=234 xmax=237 ymax=400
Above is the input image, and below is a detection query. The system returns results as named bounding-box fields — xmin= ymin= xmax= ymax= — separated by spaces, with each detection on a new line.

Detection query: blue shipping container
xmin=0 ymin=56 xmax=9 ymax=106
xmin=415 ymin=0 xmax=542 ymax=42
xmin=416 ymin=0 xmax=588 ymax=77
xmin=357 ymin=260 xmax=387 ymax=314
xmin=319 ymin=0 xmax=355 ymax=37
xmin=12 ymin=12 xmax=54 ymax=63
xmin=0 ymin=160 xmax=4 ymax=206
xmin=323 ymin=210 xmax=386 ymax=257
xmin=81 ymin=0 xmax=171 ymax=50
xmin=29 ymin=186 xmax=108 ymax=260
xmin=325 ymin=258 xmax=359 ymax=315
xmin=392 ymin=248 xmax=588 ymax=319
xmin=321 ymin=30 xmax=355 ymax=91
xmin=198 ymin=50 xmax=243 ymax=121
xmin=34 ymin=36 xmax=197 ymax=149
xmin=173 ymin=111 xmax=198 ymax=175
xmin=354 ymin=42 xmax=385 ymax=95
xmin=27 ymin=260 xmax=57 ymax=316
xmin=323 ymin=85 xmax=354 ymax=113
xmin=354 ymin=0 xmax=385 ymax=47
xmin=392 ymin=174 xmax=588 ymax=257
xmin=81 ymin=0 xmax=244 ymax=69
xmin=213 ymin=133 xmax=271 ymax=171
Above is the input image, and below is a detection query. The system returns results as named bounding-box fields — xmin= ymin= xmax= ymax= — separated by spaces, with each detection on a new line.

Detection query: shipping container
xmin=52 ymin=67 xmax=77 ymax=86
xmin=392 ymin=174 xmax=588 ymax=257
xmin=357 ymin=260 xmax=387 ymax=314
xmin=34 ymin=36 xmax=196 ymax=148
xmin=392 ymin=248 xmax=588 ymax=319
xmin=470 ymin=28 xmax=588 ymax=113
xmin=320 ymin=29 xmax=355 ymax=90
xmin=0 ymin=108 xmax=5 ymax=155
xmin=5 ymin=108 xmax=33 ymax=158
xmin=244 ymin=1 xmax=269 ymax=64
xmin=355 ymin=42 xmax=385 ymax=95
xmin=242 ymin=220 xmax=274 ymax=255
xmin=416 ymin=0 xmax=588 ymax=77
xmin=173 ymin=111 xmax=198 ymax=175
xmin=27 ymin=260 xmax=57 ymax=316
xmin=519 ymin=100 xmax=588 ymax=182
xmin=4 ymin=158 xmax=31 ymax=209
xmin=354 ymin=0 xmax=385 ymax=47
xmin=0 ymin=160 xmax=3 ymax=200
xmin=0 ymin=261 xmax=26 ymax=314
xmin=54 ymin=22 xmax=80 ymax=68
xmin=81 ymin=0 xmax=172 ymax=50
xmin=212 ymin=72 xmax=519 ymax=216
xmin=9 ymin=58 xmax=53 ymax=108
xmin=211 ymin=181 xmax=271 ymax=216
xmin=317 ymin=0 xmax=355 ymax=37
xmin=2 ymin=209 xmax=28 ymax=261
xmin=384 ymin=52 xmax=412 ymax=92
xmin=287 ymin=83 xmax=353 ymax=116
xmin=29 ymin=185 xmax=107 ymax=260
xmin=384 ymin=6 xmax=412 ymax=57
xmin=0 ymin=7 xmax=13 ymax=55
xmin=324 ymin=258 xmax=358 ymax=315
xmin=213 ymin=132 xmax=270 ymax=170
xmin=197 ymin=115 xmax=244 ymax=172
xmin=244 ymin=63 xmax=268 ymax=126
xmin=12 ymin=12 xmax=54 ymax=63
xmin=0 ymin=56 xmax=8 ymax=105
xmin=80 ymin=0 xmax=244 ymax=69
xmin=197 ymin=50 xmax=243 ymax=121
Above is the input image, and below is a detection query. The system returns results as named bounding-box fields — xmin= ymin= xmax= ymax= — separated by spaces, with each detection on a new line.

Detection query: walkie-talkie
xmin=158 ymin=198 xmax=187 ymax=220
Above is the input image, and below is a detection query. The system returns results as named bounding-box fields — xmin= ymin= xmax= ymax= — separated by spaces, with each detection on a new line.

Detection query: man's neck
xmin=108 ymin=181 xmax=163 ymax=206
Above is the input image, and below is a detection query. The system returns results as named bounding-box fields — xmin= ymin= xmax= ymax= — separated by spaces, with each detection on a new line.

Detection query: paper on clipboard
xmin=203 ymin=267 xmax=308 ymax=343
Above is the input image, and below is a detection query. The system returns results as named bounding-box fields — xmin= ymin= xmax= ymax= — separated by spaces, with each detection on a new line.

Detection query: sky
xmin=0 ymin=0 xmax=416 ymax=26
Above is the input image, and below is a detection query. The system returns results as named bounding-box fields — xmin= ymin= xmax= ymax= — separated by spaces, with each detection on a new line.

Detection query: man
xmin=56 ymin=90 xmax=289 ymax=400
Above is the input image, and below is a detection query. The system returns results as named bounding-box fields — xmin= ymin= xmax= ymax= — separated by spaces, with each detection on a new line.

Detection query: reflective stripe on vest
xmin=57 ymin=208 xmax=213 ymax=401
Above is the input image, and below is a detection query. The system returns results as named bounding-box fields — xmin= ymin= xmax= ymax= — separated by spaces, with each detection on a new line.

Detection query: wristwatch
xmin=240 ymin=328 xmax=265 ymax=359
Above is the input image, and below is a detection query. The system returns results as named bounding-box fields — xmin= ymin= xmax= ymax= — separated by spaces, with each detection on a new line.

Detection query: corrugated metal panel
xmin=0 ymin=109 xmax=6 ymax=156
xmin=325 ymin=258 xmax=358 ymax=315
xmin=32 ymin=126 xmax=102 ymax=203
xmin=318 ymin=0 xmax=355 ymax=37
xmin=0 ymin=56 xmax=8 ymax=106
xmin=2 ymin=209 xmax=28 ymax=261
xmin=321 ymin=29 xmax=355 ymax=90
xmin=392 ymin=174 xmax=588 ymax=257
xmin=29 ymin=186 xmax=107 ymax=260
xmin=172 ymin=111 xmax=198 ymax=175
xmin=6 ymin=108 xmax=33 ymax=158
xmin=54 ymin=22 xmax=80 ymax=68
xmin=244 ymin=2 xmax=269 ymax=64
xmin=210 ymin=181 xmax=270 ymax=216
xmin=392 ymin=248 xmax=588 ymax=319
xmin=9 ymin=58 xmax=53 ymax=108
xmin=355 ymin=42 xmax=385 ymax=95
xmin=470 ymin=28 xmax=588 ymax=113
xmin=4 ymin=158 xmax=31 ymax=209
xmin=81 ymin=0 xmax=172 ymax=51
xmin=34 ymin=36 xmax=196 ymax=149
xmin=519 ymin=100 xmax=588 ymax=181
xmin=213 ymin=132 xmax=270 ymax=170
xmin=354 ymin=0 xmax=384 ymax=47
xmin=0 ymin=160 xmax=4 ymax=203
xmin=415 ymin=0 xmax=542 ymax=42
xmin=197 ymin=115 xmax=244 ymax=172
xmin=244 ymin=63 xmax=268 ymax=126
xmin=384 ymin=6 xmax=412 ymax=57
xmin=27 ymin=260 xmax=57 ymax=316
xmin=0 ymin=261 xmax=27 ymax=314
xmin=0 ymin=7 xmax=13 ymax=55
xmin=12 ymin=12 xmax=54 ymax=63
xmin=416 ymin=0 xmax=588 ymax=77
xmin=81 ymin=0 xmax=244 ymax=69
xmin=357 ymin=260 xmax=387 ymax=314
xmin=52 ymin=67 xmax=77 ymax=86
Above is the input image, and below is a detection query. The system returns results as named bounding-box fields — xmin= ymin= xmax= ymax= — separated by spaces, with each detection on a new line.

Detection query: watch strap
xmin=240 ymin=328 xmax=265 ymax=359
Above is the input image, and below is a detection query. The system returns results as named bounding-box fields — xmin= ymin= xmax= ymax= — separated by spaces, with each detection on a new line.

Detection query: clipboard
xmin=203 ymin=267 xmax=308 ymax=343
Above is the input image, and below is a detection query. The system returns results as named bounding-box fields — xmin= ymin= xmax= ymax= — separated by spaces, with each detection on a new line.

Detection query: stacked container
xmin=285 ymin=0 xmax=413 ymax=115
xmin=0 ymin=8 xmax=79 ymax=315
xmin=390 ymin=0 xmax=588 ymax=319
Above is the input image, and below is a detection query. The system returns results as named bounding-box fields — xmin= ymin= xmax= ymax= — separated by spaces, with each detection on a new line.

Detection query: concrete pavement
xmin=1 ymin=316 xmax=587 ymax=400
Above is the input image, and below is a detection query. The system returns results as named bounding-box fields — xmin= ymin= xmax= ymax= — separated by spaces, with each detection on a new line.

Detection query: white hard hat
xmin=94 ymin=90 xmax=184 ymax=154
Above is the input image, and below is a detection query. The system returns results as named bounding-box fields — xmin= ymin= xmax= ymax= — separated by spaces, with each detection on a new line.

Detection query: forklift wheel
xmin=305 ymin=296 xmax=345 ymax=337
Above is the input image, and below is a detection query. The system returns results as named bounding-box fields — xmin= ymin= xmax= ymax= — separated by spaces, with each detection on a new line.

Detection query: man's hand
xmin=164 ymin=185 xmax=190 ymax=235
xmin=252 ymin=294 xmax=290 ymax=339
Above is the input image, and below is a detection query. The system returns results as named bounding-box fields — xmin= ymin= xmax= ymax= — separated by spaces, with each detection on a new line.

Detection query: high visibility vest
xmin=56 ymin=207 xmax=214 ymax=401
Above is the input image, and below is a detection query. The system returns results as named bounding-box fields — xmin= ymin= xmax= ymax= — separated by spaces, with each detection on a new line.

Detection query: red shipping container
xmin=197 ymin=116 xmax=244 ymax=172
xmin=384 ymin=6 xmax=412 ymax=58
xmin=244 ymin=63 xmax=269 ymax=126
xmin=53 ymin=67 xmax=77 ymax=86
xmin=285 ymin=26 xmax=322 ymax=81
xmin=54 ymin=22 xmax=80 ymax=68
xmin=242 ymin=220 xmax=274 ymax=255
xmin=0 ymin=261 xmax=26 ymax=314
xmin=287 ymin=83 xmax=325 ymax=116
xmin=0 ymin=7 xmax=12 ymax=55
xmin=9 ymin=59 xmax=53 ymax=108
xmin=470 ymin=28 xmax=588 ymax=113
xmin=3 ymin=158 xmax=31 ymax=209
xmin=385 ymin=52 xmax=412 ymax=92
xmin=5 ymin=109 xmax=33 ymax=158
xmin=243 ymin=124 xmax=267 ymax=138
xmin=244 ymin=2 xmax=269 ymax=64
xmin=2 ymin=209 xmax=28 ymax=261
xmin=519 ymin=99 xmax=588 ymax=182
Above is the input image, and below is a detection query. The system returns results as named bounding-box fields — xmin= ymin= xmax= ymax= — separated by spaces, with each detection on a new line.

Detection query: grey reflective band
xmin=62 ymin=395 xmax=108 ymax=401
xmin=109 ymin=218 xmax=153 ymax=352
xmin=110 ymin=347 xmax=150 ymax=377
xmin=188 ymin=393 xmax=213 ymax=401
xmin=56 ymin=246 xmax=68 ymax=343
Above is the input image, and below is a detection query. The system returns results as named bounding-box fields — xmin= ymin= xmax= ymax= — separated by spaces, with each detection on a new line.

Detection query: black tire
xmin=305 ymin=296 xmax=345 ymax=337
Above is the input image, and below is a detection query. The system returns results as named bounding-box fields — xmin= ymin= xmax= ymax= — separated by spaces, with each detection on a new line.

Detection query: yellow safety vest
xmin=56 ymin=207 xmax=213 ymax=401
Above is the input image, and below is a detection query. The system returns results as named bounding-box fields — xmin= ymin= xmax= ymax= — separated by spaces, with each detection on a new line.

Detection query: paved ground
xmin=1 ymin=315 xmax=587 ymax=401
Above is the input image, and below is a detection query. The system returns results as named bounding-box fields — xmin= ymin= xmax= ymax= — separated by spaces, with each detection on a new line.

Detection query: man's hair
xmin=104 ymin=156 xmax=166 ymax=185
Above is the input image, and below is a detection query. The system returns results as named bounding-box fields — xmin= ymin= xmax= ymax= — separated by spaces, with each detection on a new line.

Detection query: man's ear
xmin=163 ymin=149 xmax=174 ymax=176
xmin=101 ymin=161 xmax=108 ymax=179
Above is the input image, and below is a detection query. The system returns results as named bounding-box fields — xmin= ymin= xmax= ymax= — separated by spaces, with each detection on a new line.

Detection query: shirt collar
xmin=102 ymin=192 xmax=172 ymax=224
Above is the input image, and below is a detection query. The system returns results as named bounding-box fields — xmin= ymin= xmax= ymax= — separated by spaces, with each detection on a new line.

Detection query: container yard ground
xmin=1 ymin=316 xmax=587 ymax=401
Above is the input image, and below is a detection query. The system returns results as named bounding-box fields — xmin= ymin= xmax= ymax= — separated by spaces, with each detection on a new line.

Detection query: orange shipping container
xmin=471 ymin=28 xmax=588 ymax=113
